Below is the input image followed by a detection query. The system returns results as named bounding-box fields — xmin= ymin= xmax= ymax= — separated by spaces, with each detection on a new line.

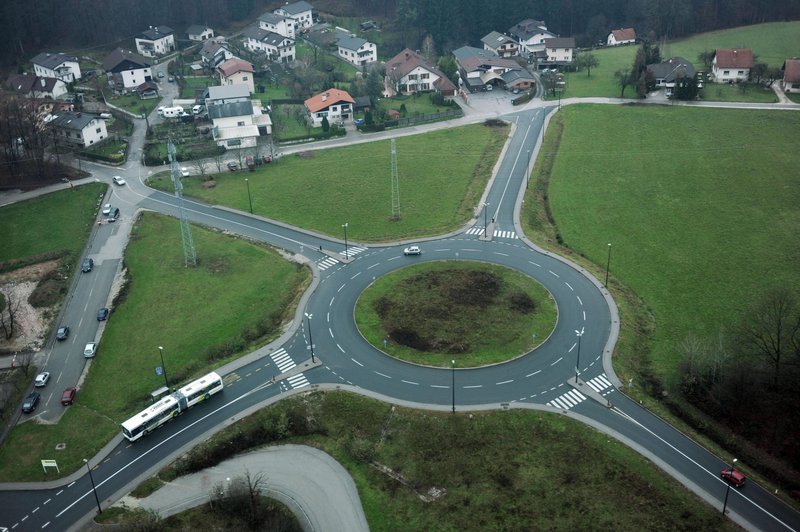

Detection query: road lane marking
xmin=463 ymin=385 xmax=483 ymax=389
xmin=430 ymin=385 xmax=448 ymax=389
xmin=568 ymin=342 xmax=576 ymax=352
xmin=351 ymin=358 xmax=363 ymax=366
xmin=337 ymin=283 xmax=345 ymax=292
xmin=565 ymin=282 xmax=573 ymax=291
xmin=493 ymin=252 xmax=509 ymax=257
xmin=350 ymin=272 xmax=361 ymax=280
xmin=525 ymin=370 xmax=541 ymax=377
xmin=367 ymin=263 xmax=379 ymax=269
xmin=577 ymin=296 xmax=583 ymax=306
xmin=329 ymin=297 xmax=335 ymax=307
xmin=549 ymin=270 xmax=559 ymax=278
xmin=496 ymin=379 xmax=513 ymax=385
xmin=551 ymin=356 xmax=563 ymax=365
xmin=583 ymin=310 xmax=586 ymax=321
xmin=337 ymin=344 xmax=345 ymax=353
xmin=529 ymin=261 xmax=541 ymax=267
xmin=401 ymin=380 xmax=419 ymax=385
xmin=374 ymin=371 xmax=391 ymax=379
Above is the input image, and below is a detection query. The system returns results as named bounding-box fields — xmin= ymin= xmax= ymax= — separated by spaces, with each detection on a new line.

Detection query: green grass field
xmin=0 ymin=183 xmax=105 ymax=265
xmin=148 ymin=123 xmax=509 ymax=242
xmin=0 ymin=212 xmax=309 ymax=481
xmin=539 ymin=104 xmax=800 ymax=386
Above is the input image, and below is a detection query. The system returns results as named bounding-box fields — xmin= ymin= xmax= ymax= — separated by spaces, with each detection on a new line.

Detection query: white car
xmin=34 ymin=372 xmax=50 ymax=387
xmin=112 ymin=175 xmax=126 ymax=185
xmin=180 ymin=167 xmax=190 ymax=177
xmin=102 ymin=203 xmax=113 ymax=216
xmin=84 ymin=342 xmax=97 ymax=358
xmin=403 ymin=245 xmax=422 ymax=256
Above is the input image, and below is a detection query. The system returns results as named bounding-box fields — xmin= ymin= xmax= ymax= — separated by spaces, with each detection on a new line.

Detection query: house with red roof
xmin=385 ymin=49 xmax=456 ymax=96
xmin=304 ymin=88 xmax=355 ymax=127
xmin=607 ymin=28 xmax=636 ymax=46
xmin=782 ymin=58 xmax=800 ymax=93
xmin=711 ymin=48 xmax=754 ymax=83
xmin=217 ymin=58 xmax=255 ymax=94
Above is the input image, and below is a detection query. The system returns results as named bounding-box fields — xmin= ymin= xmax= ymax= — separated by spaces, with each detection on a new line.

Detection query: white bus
xmin=121 ymin=371 xmax=224 ymax=442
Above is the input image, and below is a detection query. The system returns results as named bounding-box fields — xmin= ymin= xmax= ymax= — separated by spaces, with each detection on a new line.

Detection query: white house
xmin=544 ymin=37 xmax=576 ymax=64
xmin=712 ymin=48 xmax=754 ymax=83
xmin=480 ymin=31 xmax=519 ymax=58
xmin=258 ymin=12 xmax=295 ymax=39
xmin=783 ymin=58 xmax=800 ymax=93
xmin=101 ymin=48 xmax=152 ymax=91
xmin=274 ymin=1 xmax=313 ymax=30
xmin=205 ymin=84 xmax=271 ymax=149
xmin=200 ymin=39 xmax=234 ymax=68
xmin=646 ymin=57 xmax=696 ymax=97
xmin=304 ymin=88 xmax=355 ymax=127
xmin=217 ymin=58 xmax=255 ymax=94
xmin=47 ymin=111 xmax=108 ymax=148
xmin=452 ymin=46 xmax=534 ymax=92
xmin=385 ymin=48 xmax=456 ymax=96
xmin=7 ymin=74 xmax=68 ymax=100
xmin=31 ymin=53 xmax=81 ymax=83
xmin=337 ymin=33 xmax=377 ymax=66
xmin=242 ymin=26 xmax=296 ymax=62
xmin=135 ymin=26 xmax=175 ymax=58
xmin=187 ymin=25 xmax=214 ymax=42
xmin=508 ymin=19 xmax=555 ymax=57
xmin=607 ymin=28 xmax=636 ymax=46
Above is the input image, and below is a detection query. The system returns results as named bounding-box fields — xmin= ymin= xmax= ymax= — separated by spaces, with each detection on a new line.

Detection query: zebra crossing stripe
xmin=493 ymin=230 xmax=517 ymax=239
xmin=547 ymin=389 xmax=587 ymax=410
xmin=287 ymin=374 xmax=309 ymax=388
xmin=340 ymin=246 xmax=367 ymax=258
xmin=586 ymin=374 xmax=613 ymax=393
xmin=318 ymin=257 xmax=339 ymax=270
xmin=271 ymin=350 xmax=296 ymax=372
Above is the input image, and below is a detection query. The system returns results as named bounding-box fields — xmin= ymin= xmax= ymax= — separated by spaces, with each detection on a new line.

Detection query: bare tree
xmin=15 ymin=352 xmax=34 ymax=377
xmin=0 ymin=287 xmax=20 ymax=340
xmin=193 ymin=157 xmax=209 ymax=178
xmin=212 ymin=151 xmax=225 ymax=174
xmin=209 ymin=470 xmax=269 ymax=530
xmin=614 ymin=69 xmax=633 ymax=97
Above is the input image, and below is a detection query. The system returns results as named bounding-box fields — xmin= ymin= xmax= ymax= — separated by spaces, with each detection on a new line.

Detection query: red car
xmin=61 ymin=387 xmax=77 ymax=406
xmin=721 ymin=467 xmax=745 ymax=488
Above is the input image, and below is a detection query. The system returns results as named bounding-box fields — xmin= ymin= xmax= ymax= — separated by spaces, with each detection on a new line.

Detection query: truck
xmin=160 ymin=106 xmax=184 ymax=118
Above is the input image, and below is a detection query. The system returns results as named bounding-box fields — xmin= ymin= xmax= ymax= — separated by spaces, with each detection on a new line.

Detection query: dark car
xmin=97 ymin=307 xmax=110 ymax=321
xmin=56 ymin=326 xmax=70 ymax=340
xmin=22 ymin=392 xmax=40 ymax=413
xmin=61 ymin=387 xmax=77 ymax=406
xmin=721 ymin=468 xmax=745 ymax=488
xmin=81 ymin=258 xmax=94 ymax=272
xmin=227 ymin=162 xmax=239 ymax=171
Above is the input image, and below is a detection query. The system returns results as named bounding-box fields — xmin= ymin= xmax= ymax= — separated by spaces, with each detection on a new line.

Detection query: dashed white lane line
xmin=569 ymin=342 xmax=576 ymax=352
xmin=549 ymin=270 xmax=559 ymax=278
xmin=337 ymin=283 xmax=345 ymax=292
xmin=351 ymin=358 xmax=363 ymax=366
xmin=337 ymin=344 xmax=345 ymax=353
xmin=577 ymin=295 xmax=583 ymax=305
xmin=526 ymin=370 xmax=541 ymax=377
xmin=430 ymin=384 xmax=449 ymax=389
xmin=529 ymin=261 xmax=541 ymax=267
xmin=551 ymin=356 xmax=563 ymax=365
xmin=350 ymin=272 xmax=361 ymax=280
xmin=565 ymin=282 xmax=573 ymax=291
xmin=374 ymin=371 xmax=391 ymax=379
xmin=367 ymin=263 xmax=379 ymax=269
xmin=583 ymin=310 xmax=586 ymax=321
xmin=496 ymin=379 xmax=513 ymax=385
xmin=329 ymin=296 xmax=335 ymax=307
xmin=401 ymin=380 xmax=419 ymax=385
xmin=463 ymin=384 xmax=483 ymax=389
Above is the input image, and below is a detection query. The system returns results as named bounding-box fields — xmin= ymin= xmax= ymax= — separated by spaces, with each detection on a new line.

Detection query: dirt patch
xmin=0 ymin=260 xmax=61 ymax=353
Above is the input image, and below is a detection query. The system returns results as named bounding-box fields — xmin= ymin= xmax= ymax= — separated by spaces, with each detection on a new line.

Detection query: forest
xmin=1 ymin=0 xmax=798 ymax=68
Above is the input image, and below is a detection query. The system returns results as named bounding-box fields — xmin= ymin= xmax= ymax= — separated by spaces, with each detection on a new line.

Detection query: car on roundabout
xmin=403 ymin=245 xmax=421 ymax=256
xmin=102 ymin=203 xmax=113 ymax=216
xmin=112 ymin=175 xmax=126 ymax=185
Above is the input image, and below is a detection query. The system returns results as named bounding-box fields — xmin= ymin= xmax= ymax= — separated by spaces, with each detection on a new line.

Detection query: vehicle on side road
xmin=81 ymin=258 xmax=94 ymax=272
xmin=403 ymin=245 xmax=422 ymax=256
xmin=157 ymin=71 xmax=164 ymax=79
xmin=97 ymin=307 xmax=109 ymax=321
xmin=246 ymin=156 xmax=255 ymax=170
xmin=34 ymin=372 xmax=50 ymax=387
xmin=721 ymin=468 xmax=746 ymax=487
xmin=107 ymin=208 xmax=120 ymax=222
xmin=56 ymin=326 xmax=70 ymax=340
xmin=84 ymin=342 xmax=97 ymax=358
xmin=61 ymin=387 xmax=77 ymax=406
xmin=227 ymin=162 xmax=239 ymax=171
xmin=112 ymin=175 xmax=126 ymax=185
xmin=22 ymin=392 xmax=40 ymax=413
xmin=102 ymin=203 xmax=113 ymax=216
xmin=181 ymin=167 xmax=190 ymax=177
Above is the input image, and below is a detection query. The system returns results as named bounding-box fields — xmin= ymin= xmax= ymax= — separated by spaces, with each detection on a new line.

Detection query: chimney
xmin=41 ymin=78 xmax=46 ymax=88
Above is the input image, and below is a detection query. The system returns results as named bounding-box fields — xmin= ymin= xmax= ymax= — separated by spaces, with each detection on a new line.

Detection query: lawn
xmin=180 ymin=76 xmax=217 ymax=99
xmin=271 ymin=103 xmax=317 ymax=140
xmin=149 ymin=123 xmax=509 ymax=242
xmin=701 ymin=82 xmax=777 ymax=103
xmin=0 ymin=212 xmax=310 ymax=481
xmin=377 ymin=94 xmax=458 ymax=116
xmin=535 ymin=104 xmax=800 ymax=388
xmin=107 ymin=94 xmax=160 ymax=115
xmin=0 ymin=183 xmax=106 ymax=265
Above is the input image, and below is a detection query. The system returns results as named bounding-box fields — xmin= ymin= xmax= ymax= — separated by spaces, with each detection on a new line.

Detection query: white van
xmin=161 ymin=106 xmax=184 ymax=118
xmin=192 ymin=104 xmax=204 ymax=115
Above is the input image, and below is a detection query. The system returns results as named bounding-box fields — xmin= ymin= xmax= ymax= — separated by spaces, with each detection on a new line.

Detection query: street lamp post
xmin=605 ymin=243 xmax=612 ymax=288
xmin=574 ymin=328 xmax=584 ymax=383
xmin=451 ymin=360 xmax=456 ymax=413
xmin=483 ymin=202 xmax=490 ymax=237
xmin=722 ymin=458 xmax=738 ymax=514
xmin=305 ymin=312 xmax=315 ymax=363
xmin=157 ymin=346 xmax=169 ymax=389
xmin=84 ymin=459 xmax=102 ymax=514
xmin=342 ymin=222 xmax=349 ymax=260
xmin=245 ymin=178 xmax=253 ymax=214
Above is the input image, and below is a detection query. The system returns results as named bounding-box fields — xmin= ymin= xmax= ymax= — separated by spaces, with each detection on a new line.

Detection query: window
xmin=723 ymin=70 xmax=730 ymax=75
xmin=96 ymin=128 xmax=101 ymax=133
xmin=237 ymin=121 xmax=245 ymax=126
xmin=421 ymin=73 xmax=429 ymax=79
xmin=243 ymin=76 xmax=248 ymax=81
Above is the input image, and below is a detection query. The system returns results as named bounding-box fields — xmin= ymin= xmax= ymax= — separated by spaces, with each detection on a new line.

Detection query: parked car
xmin=403 ymin=245 xmax=422 ymax=256
xmin=227 ymin=162 xmax=239 ymax=171
xmin=354 ymin=118 xmax=365 ymax=126
xmin=81 ymin=258 xmax=94 ymax=273
xmin=97 ymin=307 xmax=109 ymax=321
xmin=61 ymin=387 xmax=77 ymax=406
xmin=721 ymin=468 xmax=745 ymax=488
xmin=112 ymin=175 xmax=126 ymax=185
xmin=34 ymin=372 xmax=50 ymax=387
xmin=245 ymin=156 xmax=255 ymax=171
xmin=157 ymin=71 xmax=165 ymax=79
xmin=22 ymin=392 xmax=40 ymax=413
xmin=181 ymin=167 xmax=190 ymax=177
xmin=168 ymin=75 xmax=174 ymax=82
xmin=56 ymin=326 xmax=70 ymax=340
xmin=106 ymin=208 xmax=120 ymax=222
xmin=84 ymin=342 xmax=97 ymax=358
xmin=102 ymin=203 xmax=113 ymax=216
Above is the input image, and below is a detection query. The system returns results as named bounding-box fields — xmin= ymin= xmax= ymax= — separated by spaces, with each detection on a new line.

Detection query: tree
xmin=614 ymin=69 xmax=632 ymax=97
xmin=421 ymin=33 xmax=436 ymax=63
xmin=673 ymin=75 xmax=698 ymax=100
xmin=0 ymin=286 xmax=20 ymax=340
xmin=575 ymin=53 xmax=600 ymax=77
xmin=697 ymin=50 xmax=715 ymax=71
xmin=321 ymin=116 xmax=330 ymax=132
xmin=365 ymin=66 xmax=384 ymax=100
xmin=193 ymin=158 xmax=209 ymax=178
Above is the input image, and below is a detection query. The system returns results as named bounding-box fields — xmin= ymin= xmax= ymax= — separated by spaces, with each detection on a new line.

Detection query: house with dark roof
xmin=385 ymin=48 xmax=456 ymax=96
xmin=508 ymin=19 xmax=555 ymax=57
xmin=304 ymin=88 xmax=355 ymax=126
xmin=242 ymin=26 xmax=295 ymax=62
xmin=217 ymin=58 xmax=255 ymax=94
xmin=258 ymin=12 xmax=296 ymax=39
xmin=782 ymin=58 xmax=800 ymax=93
xmin=7 ymin=74 xmax=68 ymax=100
xmin=101 ymin=48 xmax=152 ymax=91
xmin=187 ymin=25 xmax=214 ymax=42
xmin=205 ymin=84 xmax=271 ymax=148
xmin=135 ymin=26 xmax=175 ymax=57
xmin=543 ymin=37 xmax=576 ymax=64
xmin=607 ymin=28 xmax=636 ymax=46
xmin=136 ymin=81 xmax=159 ymax=99
xmin=481 ymin=31 xmax=519 ymax=58
xmin=200 ymin=39 xmax=234 ymax=69
xmin=647 ymin=57 xmax=696 ymax=97
xmin=337 ymin=32 xmax=377 ymax=66
xmin=46 ymin=111 xmax=108 ymax=148
xmin=31 ymin=52 xmax=81 ymax=83
xmin=274 ymin=1 xmax=314 ymax=30
xmin=712 ymin=48 xmax=754 ymax=83
xmin=452 ymin=46 xmax=534 ymax=92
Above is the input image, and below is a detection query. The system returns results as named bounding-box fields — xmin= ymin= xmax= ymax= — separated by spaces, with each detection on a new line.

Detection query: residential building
xmin=7 ymin=74 xmax=68 ymax=100
xmin=136 ymin=81 xmax=160 ymax=99
xmin=607 ymin=28 xmax=636 ymax=46
xmin=543 ymin=37 xmax=576 ymax=64
xmin=783 ymin=58 xmax=800 ymax=93
xmin=337 ymin=33 xmax=377 ymax=66
xmin=101 ymin=48 xmax=152 ymax=91
xmin=135 ymin=26 xmax=175 ymax=58
xmin=31 ymin=52 xmax=81 ymax=83
xmin=205 ymin=84 xmax=271 ymax=149
xmin=452 ymin=46 xmax=534 ymax=92
xmin=217 ymin=58 xmax=255 ymax=93
xmin=481 ymin=31 xmax=519 ymax=58
xmin=304 ymin=88 xmax=355 ymax=127
xmin=187 ymin=25 xmax=214 ymax=42
xmin=711 ymin=48 xmax=754 ymax=83
xmin=385 ymin=48 xmax=456 ymax=96
xmin=200 ymin=39 xmax=234 ymax=69
xmin=508 ymin=19 xmax=555 ymax=57
xmin=258 ymin=12 xmax=295 ymax=39
xmin=274 ymin=1 xmax=314 ymax=30
xmin=647 ymin=57 xmax=696 ymax=97
xmin=242 ymin=26 xmax=296 ymax=62
xmin=47 ymin=111 xmax=108 ymax=148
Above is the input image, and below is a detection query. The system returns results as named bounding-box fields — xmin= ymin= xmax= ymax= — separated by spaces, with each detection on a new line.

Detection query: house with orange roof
xmin=607 ymin=28 xmax=636 ymax=46
xmin=304 ymin=88 xmax=355 ymax=127
xmin=782 ymin=58 xmax=800 ymax=93
xmin=217 ymin=58 xmax=255 ymax=93
xmin=711 ymin=48 xmax=754 ymax=83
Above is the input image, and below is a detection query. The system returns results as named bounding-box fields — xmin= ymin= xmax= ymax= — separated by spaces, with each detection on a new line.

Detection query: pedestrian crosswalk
xmin=586 ymin=374 xmax=614 ymax=395
xmin=547 ymin=389 xmax=586 ymax=410
xmin=287 ymin=374 xmax=310 ymax=389
xmin=339 ymin=245 xmax=367 ymax=259
xmin=465 ymin=227 xmax=518 ymax=239
xmin=317 ymin=257 xmax=339 ymax=270
xmin=270 ymin=348 xmax=309 ymax=390
xmin=317 ymin=245 xmax=369 ymax=270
